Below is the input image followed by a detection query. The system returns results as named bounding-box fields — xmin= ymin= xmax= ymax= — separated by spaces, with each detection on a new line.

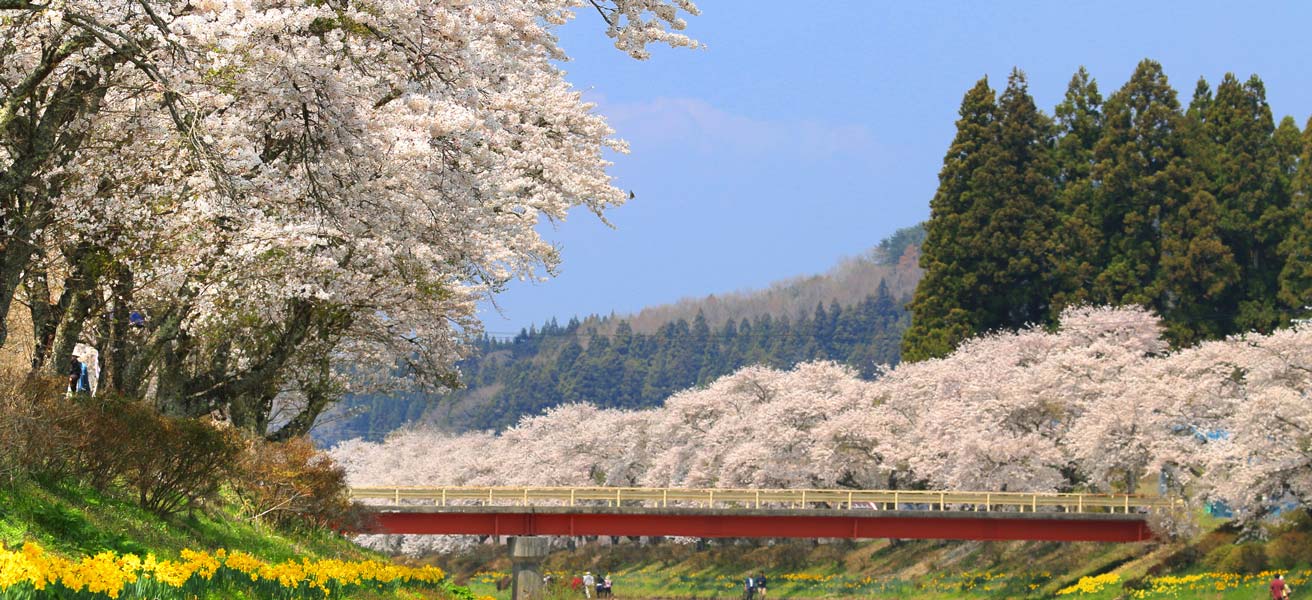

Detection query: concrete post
xmin=509 ymin=536 xmax=550 ymax=600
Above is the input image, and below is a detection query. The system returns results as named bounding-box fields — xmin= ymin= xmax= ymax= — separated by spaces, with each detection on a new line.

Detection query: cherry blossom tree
xmin=1 ymin=0 xmax=701 ymax=436
xmin=334 ymin=305 xmax=1312 ymax=538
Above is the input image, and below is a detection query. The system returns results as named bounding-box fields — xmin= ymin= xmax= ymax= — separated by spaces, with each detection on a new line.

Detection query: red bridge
xmin=350 ymin=486 xmax=1170 ymax=600
xmin=350 ymin=486 xmax=1167 ymax=543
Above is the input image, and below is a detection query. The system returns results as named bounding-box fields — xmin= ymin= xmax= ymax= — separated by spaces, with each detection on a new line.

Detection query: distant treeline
xmin=318 ymin=281 xmax=910 ymax=443
xmin=904 ymin=60 xmax=1312 ymax=361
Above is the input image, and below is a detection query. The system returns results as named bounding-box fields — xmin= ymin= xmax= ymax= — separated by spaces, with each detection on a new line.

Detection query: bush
xmin=1205 ymin=543 xmax=1268 ymax=573
xmin=0 ymin=373 xmax=81 ymax=483
xmin=1267 ymin=531 xmax=1312 ymax=569
xmin=230 ymin=436 xmax=355 ymax=528
xmin=74 ymin=398 xmax=242 ymax=516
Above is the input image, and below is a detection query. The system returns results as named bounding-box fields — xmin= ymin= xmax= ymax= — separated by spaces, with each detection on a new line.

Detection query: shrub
xmin=0 ymin=373 xmax=79 ymax=483
xmin=230 ymin=436 xmax=355 ymax=528
xmin=73 ymin=397 xmax=242 ymax=516
xmin=1267 ymin=531 xmax=1312 ymax=569
xmin=1205 ymin=543 xmax=1268 ymax=573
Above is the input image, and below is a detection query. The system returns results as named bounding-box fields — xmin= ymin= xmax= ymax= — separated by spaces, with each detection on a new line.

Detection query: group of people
xmin=62 ymin=311 xmax=146 ymax=398
xmin=571 ymin=571 xmax=613 ymax=598
xmin=1273 ymin=574 xmax=1294 ymax=599
xmin=66 ymin=343 xmax=99 ymax=397
xmin=743 ymin=573 xmax=768 ymax=600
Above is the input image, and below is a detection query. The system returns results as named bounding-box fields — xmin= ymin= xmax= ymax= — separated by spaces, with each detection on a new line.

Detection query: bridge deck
xmin=361 ymin=505 xmax=1153 ymax=542
xmin=349 ymin=485 xmax=1173 ymax=513
xmin=350 ymin=486 xmax=1170 ymax=542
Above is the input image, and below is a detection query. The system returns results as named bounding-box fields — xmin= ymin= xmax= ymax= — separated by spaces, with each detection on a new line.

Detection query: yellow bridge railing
xmin=347 ymin=486 xmax=1179 ymax=514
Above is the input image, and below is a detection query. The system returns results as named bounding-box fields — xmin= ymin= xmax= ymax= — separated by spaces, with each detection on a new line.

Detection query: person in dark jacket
xmin=67 ymin=357 xmax=83 ymax=395
xmin=754 ymin=573 xmax=768 ymax=599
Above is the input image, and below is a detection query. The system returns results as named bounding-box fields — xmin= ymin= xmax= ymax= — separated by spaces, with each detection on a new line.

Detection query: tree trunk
xmin=45 ymin=244 xmax=102 ymax=377
xmin=0 ymin=226 xmax=35 ymax=350
xmin=104 ymin=267 xmax=133 ymax=393
xmin=23 ymin=262 xmax=56 ymax=369
xmin=268 ymin=356 xmax=334 ymax=441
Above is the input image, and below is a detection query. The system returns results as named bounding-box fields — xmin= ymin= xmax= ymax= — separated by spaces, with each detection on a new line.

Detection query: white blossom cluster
xmin=0 ymin=0 xmax=698 ymax=426
xmin=334 ymin=305 xmax=1312 ymax=546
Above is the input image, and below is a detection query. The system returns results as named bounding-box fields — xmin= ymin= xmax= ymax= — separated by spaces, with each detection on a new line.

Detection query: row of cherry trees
xmin=334 ymin=306 xmax=1312 ymax=530
xmin=0 ymin=0 xmax=699 ymax=437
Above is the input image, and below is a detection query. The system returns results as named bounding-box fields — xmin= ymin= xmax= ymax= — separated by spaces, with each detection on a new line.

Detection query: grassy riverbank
xmin=0 ymin=477 xmax=474 ymax=599
xmin=446 ymin=513 xmax=1312 ymax=600
xmin=0 ymin=371 xmax=483 ymax=599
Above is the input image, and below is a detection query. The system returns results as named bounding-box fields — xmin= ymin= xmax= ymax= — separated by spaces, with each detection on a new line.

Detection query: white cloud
xmin=596 ymin=96 xmax=876 ymax=160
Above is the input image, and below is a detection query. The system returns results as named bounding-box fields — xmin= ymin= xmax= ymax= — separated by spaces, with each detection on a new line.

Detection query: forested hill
xmin=313 ymin=225 xmax=924 ymax=444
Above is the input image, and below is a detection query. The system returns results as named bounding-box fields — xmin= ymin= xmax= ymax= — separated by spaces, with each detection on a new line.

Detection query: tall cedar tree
xmin=1158 ymin=77 xmax=1239 ymax=343
xmin=1279 ymin=118 xmax=1312 ymax=312
xmin=1051 ymin=67 xmax=1104 ymax=310
xmin=1090 ymin=60 xmax=1193 ymax=322
xmin=1205 ymin=75 xmax=1288 ymax=333
xmin=903 ymin=72 xmax=1061 ymax=360
xmin=902 ymin=78 xmax=997 ymax=361
xmin=983 ymin=70 xmax=1062 ymax=328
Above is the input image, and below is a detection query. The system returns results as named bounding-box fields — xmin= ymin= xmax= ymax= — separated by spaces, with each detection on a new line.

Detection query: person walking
xmin=1272 ymin=574 xmax=1289 ymax=599
xmin=582 ymin=571 xmax=595 ymax=599
xmin=67 ymin=356 xmax=83 ymax=396
xmin=754 ymin=573 xmax=768 ymax=599
xmin=75 ymin=343 xmax=99 ymax=397
xmin=743 ymin=574 xmax=755 ymax=600
xmin=602 ymin=574 xmax=612 ymax=598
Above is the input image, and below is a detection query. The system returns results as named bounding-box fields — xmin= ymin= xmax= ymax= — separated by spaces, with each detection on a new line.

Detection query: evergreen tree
xmin=1157 ymin=76 xmax=1239 ymax=343
xmin=904 ymin=70 xmax=1062 ymax=360
xmin=1090 ymin=60 xmax=1189 ymax=313
xmin=1278 ymin=117 xmax=1312 ymax=313
xmin=808 ymin=302 xmax=830 ymax=359
xmin=981 ymin=69 xmax=1062 ymax=328
xmin=1051 ymin=67 xmax=1104 ymax=310
xmin=1205 ymin=74 xmax=1286 ymax=333
xmin=903 ymin=77 xmax=998 ymax=361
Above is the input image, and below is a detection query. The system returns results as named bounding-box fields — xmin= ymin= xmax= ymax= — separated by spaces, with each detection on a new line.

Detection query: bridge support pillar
xmin=509 ymin=536 xmax=550 ymax=600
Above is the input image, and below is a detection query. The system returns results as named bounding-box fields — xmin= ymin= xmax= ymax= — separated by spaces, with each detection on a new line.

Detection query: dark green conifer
xmin=903 ymin=77 xmax=998 ymax=361
xmin=1051 ymin=67 xmax=1104 ymax=310
xmin=904 ymin=70 xmax=1061 ymax=360
xmin=982 ymin=69 xmax=1061 ymax=328
xmin=1204 ymin=74 xmax=1286 ymax=333
xmin=1278 ymin=117 xmax=1312 ymax=314
xmin=1090 ymin=60 xmax=1188 ymax=312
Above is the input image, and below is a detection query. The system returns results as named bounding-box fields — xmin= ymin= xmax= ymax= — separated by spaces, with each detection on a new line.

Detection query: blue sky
xmin=478 ymin=0 xmax=1312 ymax=336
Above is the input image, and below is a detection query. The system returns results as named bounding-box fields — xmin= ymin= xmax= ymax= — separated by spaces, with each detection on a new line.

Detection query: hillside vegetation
xmin=316 ymin=225 xmax=923 ymax=443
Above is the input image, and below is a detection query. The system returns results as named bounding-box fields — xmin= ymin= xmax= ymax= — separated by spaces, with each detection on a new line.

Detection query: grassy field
xmin=0 ymin=477 xmax=468 ymax=599
xmin=461 ymin=564 xmax=1311 ymax=599
xmin=0 ymin=477 xmax=365 ymax=561
xmin=442 ymin=513 xmax=1312 ymax=600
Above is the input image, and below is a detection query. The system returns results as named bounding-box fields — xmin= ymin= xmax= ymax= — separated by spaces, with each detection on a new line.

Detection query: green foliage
xmin=905 ymin=59 xmax=1312 ymax=360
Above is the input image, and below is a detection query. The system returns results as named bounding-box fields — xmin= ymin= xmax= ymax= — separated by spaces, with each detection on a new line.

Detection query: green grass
xmin=0 ymin=477 xmax=462 ymax=599
xmin=445 ymin=513 xmax=1310 ymax=600
xmin=0 ymin=477 xmax=369 ymax=561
